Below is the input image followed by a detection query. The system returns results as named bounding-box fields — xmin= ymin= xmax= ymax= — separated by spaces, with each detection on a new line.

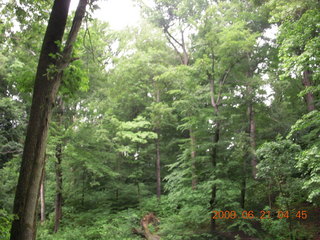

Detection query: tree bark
xmin=240 ymin=152 xmax=247 ymax=209
xmin=54 ymin=98 xmax=64 ymax=233
xmin=190 ymin=128 xmax=197 ymax=189
xmin=82 ymin=169 xmax=86 ymax=207
xmin=137 ymin=183 xmax=141 ymax=202
xmin=302 ymin=70 xmax=315 ymax=112
xmin=208 ymin=68 xmax=220 ymax=234
xmin=133 ymin=213 xmax=160 ymax=240
xmin=40 ymin=165 xmax=46 ymax=224
xmin=153 ymin=82 xmax=161 ymax=200
xmin=210 ymin=124 xmax=219 ymax=233
xmin=155 ymin=131 xmax=161 ymax=199
xmin=10 ymin=1 xmax=88 ymax=239
xmin=54 ymin=142 xmax=63 ymax=233
xmin=164 ymin=29 xmax=189 ymax=65
xmin=248 ymin=102 xmax=257 ymax=179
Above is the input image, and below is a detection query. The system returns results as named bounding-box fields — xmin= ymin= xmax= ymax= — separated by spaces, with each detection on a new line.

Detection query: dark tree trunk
xmin=190 ymin=128 xmax=197 ymax=189
xmin=155 ymin=131 xmax=161 ymax=199
xmin=240 ymin=152 xmax=247 ymax=209
xmin=54 ymin=143 xmax=63 ymax=233
xmin=302 ymin=70 xmax=315 ymax=112
xmin=268 ymin=181 xmax=272 ymax=209
xmin=210 ymin=124 xmax=219 ymax=233
xmin=10 ymin=1 xmax=71 ymax=239
xmin=248 ymin=102 xmax=257 ymax=178
xmin=208 ymin=67 xmax=221 ymax=234
xmin=54 ymin=98 xmax=64 ymax=233
xmin=116 ymin=153 xmax=121 ymax=201
xmin=153 ymin=83 xmax=161 ymax=200
xmin=137 ymin=183 xmax=141 ymax=201
xmin=240 ymin=98 xmax=257 ymax=209
xmin=40 ymin=164 xmax=46 ymax=224
xmin=82 ymin=169 xmax=85 ymax=207
xmin=10 ymin=1 xmax=88 ymax=239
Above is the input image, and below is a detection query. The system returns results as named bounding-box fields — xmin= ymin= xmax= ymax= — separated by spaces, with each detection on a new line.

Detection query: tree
xmin=256 ymin=139 xmax=302 ymax=239
xmin=139 ymin=0 xmax=204 ymax=193
xmin=288 ymin=110 xmax=320 ymax=205
xmin=270 ymin=0 xmax=320 ymax=112
xmin=10 ymin=0 xmax=88 ymax=239
xmin=1 ymin=0 xmax=319 ymax=239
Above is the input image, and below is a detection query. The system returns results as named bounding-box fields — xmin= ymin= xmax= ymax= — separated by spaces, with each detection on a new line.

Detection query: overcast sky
xmin=70 ymin=0 xmax=141 ymax=30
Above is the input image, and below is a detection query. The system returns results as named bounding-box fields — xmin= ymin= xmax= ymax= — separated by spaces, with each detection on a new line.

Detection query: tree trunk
xmin=302 ymin=70 xmax=315 ymax=112
xmin=10 ymin=1 xmax=88 ymax=239
xmin=54 ymin=98 xmax=64 ymax=233
xmin=240 ymin=152 xmax=247 ymax=209
xmin=268 ymin=181 xmax=272 ymax=209
xmin=156 ymin=131 xmax=161 ymax=200
xmin=137 ymin=183 xmax=141 ymax=202
xmin=208 ymin=68 xmax=220 ymax=233
xmin=54 ymin=142 xmax=63 ymax=233
xmin=190 ymin=128 xmax=197 ymax=189
xmin=210 ymin=124 xmax=219 ymax=233
xmin=10 ymin=1 xmax=71 ymax=239
xmin=248 ymin=102 xmax=257 ymax=179
xmin=40 ymin=165 xmax=45 ymax=224
xmin=82 ymin=169 xmax=85 ymax=207
xmin=153 ymin=82 xmax=161 ymax=200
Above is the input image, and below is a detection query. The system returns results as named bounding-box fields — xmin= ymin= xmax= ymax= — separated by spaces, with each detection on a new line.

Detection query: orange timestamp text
xmin=212 ymin=210 xmax=308 ymax=220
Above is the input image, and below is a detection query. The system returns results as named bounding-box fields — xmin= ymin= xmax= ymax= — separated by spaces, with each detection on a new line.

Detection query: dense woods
xmin=0 ymin=0 xmax=319 ymax=239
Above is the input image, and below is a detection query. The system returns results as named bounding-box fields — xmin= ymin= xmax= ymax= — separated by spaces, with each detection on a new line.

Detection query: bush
xmin=0 ymin=209 xmax=13 ymax=240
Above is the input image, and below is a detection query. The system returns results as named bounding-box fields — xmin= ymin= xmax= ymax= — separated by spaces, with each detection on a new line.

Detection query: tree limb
xmin=165 ymin=34 xmax=184 ymax=64
xmin=217 ymin=67 xmax=232 ymax=105
xmin=57 ymin=0 xmax=89 ymax=71
xmin=164 ymin=28 xmax=183 ymax=48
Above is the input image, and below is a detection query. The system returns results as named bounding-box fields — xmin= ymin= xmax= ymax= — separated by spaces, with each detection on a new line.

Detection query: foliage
xmin=38 ymin=208 xmax=141 ymax=240
xmin=1 ymin=0 xmax=320 ymax=239
xmin=0 ymin=209 xmax=13 ymax=240
xmin=288 ymin=110 xmax=320 ymax=204
xmin=278 ymin=9 xmax=320 ymax=84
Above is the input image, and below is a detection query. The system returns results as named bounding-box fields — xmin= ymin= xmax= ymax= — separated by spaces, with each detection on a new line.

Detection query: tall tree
xmin=272 ymin=0 xmax=320 ymax=112
xmin=53 ymin=98 xmax=64 ymax=233
xmin=10 ymin=0 xmax=88 ymax=239
xmin=139 ymin=0 xmax=205 ymax=191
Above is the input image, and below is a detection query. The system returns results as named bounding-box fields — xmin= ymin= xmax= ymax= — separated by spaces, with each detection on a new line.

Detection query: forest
xmin=0 ymin=0 xmax=319 ymax=239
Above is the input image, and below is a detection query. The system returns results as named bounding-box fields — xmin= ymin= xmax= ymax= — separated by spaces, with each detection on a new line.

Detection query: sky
xmin=70 ymin=0 xmax=141 ymax=30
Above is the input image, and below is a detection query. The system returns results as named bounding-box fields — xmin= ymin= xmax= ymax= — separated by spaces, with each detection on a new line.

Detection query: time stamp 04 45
xmin=212 ymin=210 xmax=308 ymax=220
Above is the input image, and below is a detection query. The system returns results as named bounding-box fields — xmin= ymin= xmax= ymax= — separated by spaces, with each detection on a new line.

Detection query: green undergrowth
xmin=37 ymin=207 xmax=142 ymax=240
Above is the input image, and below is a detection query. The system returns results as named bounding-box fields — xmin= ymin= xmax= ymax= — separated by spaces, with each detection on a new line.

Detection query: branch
xmin=83 ymin=16 xmax=96 ymax=62
xmin=165 ymin=34 xmax=184 ymax=64
xmin=0 ymin=149 xmax=23 ymax=154
xmin=164 ymin=28 xmax=183 ymax=48
xmin=207 ymin=54 xmax=219 ymax=113
xmin=57 ymin=0 xmax=89 ymax=71
xmin=217 ymin=67 xmax=232 ymax=105
xmin=208 ymin=70 xmax=219 ymax=113
xmin=180 ymin=29 xmax=188 ymax=65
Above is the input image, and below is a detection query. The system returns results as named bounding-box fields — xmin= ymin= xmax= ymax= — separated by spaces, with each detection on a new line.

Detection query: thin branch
xmin=83 ymin=16 xmax=96 ymax=62
xmin=180 ymin=29 xmax=188 ymax=65
xmin=0 ymin=149 xmax=23 ymax=154
xmin=208 ymin=71 xmax=218 ymax=113
xmin=217 ymin=67 xmax=232 ymax=105
xmin=164 ymin=28 xmax=183 ymax=48
xmin=165 ymin=34 xmax=184 ymax=64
